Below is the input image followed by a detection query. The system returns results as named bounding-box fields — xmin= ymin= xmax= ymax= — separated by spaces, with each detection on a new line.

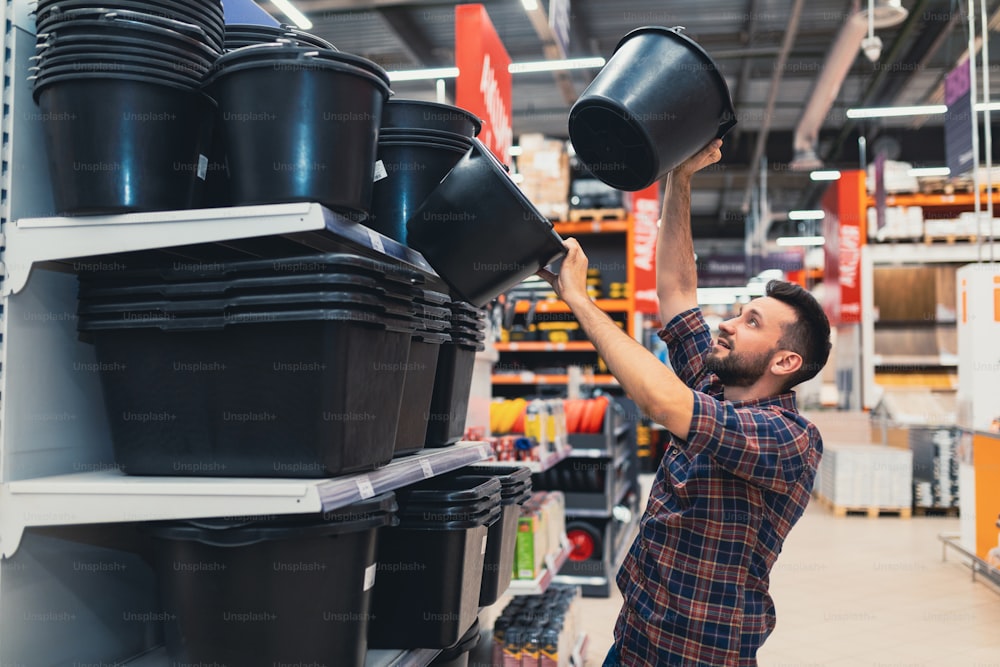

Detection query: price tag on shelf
xmin=364 ymin=563 xmax=377 ymax=591
xmin=373 ymin=160 xmax=388 ymax=182
xmin=519 ymin=371 xmax=535 ymax=383
xmin=356 ymin=476 xmax=375 ymax=499
xmin=420 ymin=458 xmax=434 ymax=478
xmin=366 ymin=229 xmax=385 ymax=254
xmin=591 ymin=221 xmax=601 ymax=233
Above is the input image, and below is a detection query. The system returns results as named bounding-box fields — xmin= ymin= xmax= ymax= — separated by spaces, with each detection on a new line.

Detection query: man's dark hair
xmin=765 ymin=280 xmax=832 ymax=391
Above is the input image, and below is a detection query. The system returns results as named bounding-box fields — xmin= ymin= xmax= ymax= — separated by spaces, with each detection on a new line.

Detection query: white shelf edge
xmin=516 ymin=443 xmax=573 ymax=473
xmin=571 ymin=632 xmax=590 ymax=667
xmin=0 ymin=442 xmax=492 ymax=558
xmin=4 ymin=203 xmax=436 ymax=295
xmin=506 ymin=537 xmax=572 ymax=596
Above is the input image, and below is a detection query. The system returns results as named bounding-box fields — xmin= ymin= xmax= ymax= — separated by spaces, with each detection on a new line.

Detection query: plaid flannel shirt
xmin=612 ymin=308 xmax=823 ymax=666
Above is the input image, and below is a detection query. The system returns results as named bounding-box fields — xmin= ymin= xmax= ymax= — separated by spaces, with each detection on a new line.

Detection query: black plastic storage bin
xmin=450 ymin=466 xmax=532 ymax=606
xmin=394 ymin=329 xmax=450 ymax=456
xmin=368 ymin=477 xmax=501 ymax=649
xmin=149 ymin=492 xmax=397 ymax=667
xmin=425 ymin=338 xmax=484 ymax=447
xmin=430 ymin=618 xmax=482 ymax=667
xmin=77 ymin=307 xmax=414 ymax=477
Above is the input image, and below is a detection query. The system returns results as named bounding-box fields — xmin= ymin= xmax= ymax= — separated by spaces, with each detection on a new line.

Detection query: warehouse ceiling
xmin=289 ymin=0 xmax=1000 ymax=242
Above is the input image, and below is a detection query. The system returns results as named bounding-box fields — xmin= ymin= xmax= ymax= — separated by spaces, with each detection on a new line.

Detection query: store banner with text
xmin=821 ymin=170 xmax=865 ymax=324
xmin=945 ymin=59 xmax=974 ymax=178
xmin=456 ymin=4 xmax=513 ymax=165
xmin=630 ymin=184 xmax=661 ymax=314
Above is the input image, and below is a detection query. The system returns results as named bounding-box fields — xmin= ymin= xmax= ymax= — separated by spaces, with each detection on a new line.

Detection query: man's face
xmin=705 ymin=296 xmax=797 ymax=388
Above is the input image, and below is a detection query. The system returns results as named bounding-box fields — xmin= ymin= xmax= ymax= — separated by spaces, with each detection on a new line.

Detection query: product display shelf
xmin=0 ymin=442 xmax=492 ymax=557
xmin=571 ymin=632 xmax=589 ymax=667
xmin=565 ymin=477 xmax=635 ymax=519
xmin=553 ymin=219 xmax=629 ymax=235
xmin=477 ymin=442 xmax=573 ymax=474
xmin=512 ymin=299 xmax=629 ymax=314
xmin=555 ymin=503 xmax=638 ymax=593
xmin=491 ymin=373 xmax=620 ymax=386
xmin=120 ymin=644 xmax=444 ymax=667
xmin=4 ymin=202 xmax=434 ymax=296
xmin=495 ymin=341 xmax=596 ymax=352
xmin=505 ymin=536 xmax=573 ymax=596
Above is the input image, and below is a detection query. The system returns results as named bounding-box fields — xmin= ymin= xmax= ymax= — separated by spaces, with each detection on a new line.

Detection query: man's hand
xmin=673 ymin=138 xmax=723 ymax=181
xmin=537 ymin=238 xmax=590 ymax=307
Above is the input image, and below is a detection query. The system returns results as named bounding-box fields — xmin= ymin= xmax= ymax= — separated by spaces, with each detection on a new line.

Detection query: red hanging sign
xmin=630 ymin=184 xmax=661 ymax=315
xmin=455 ymin=4 xmax=513 ymax=165
xmin=821 ymin=170 xmax=866 ymax=324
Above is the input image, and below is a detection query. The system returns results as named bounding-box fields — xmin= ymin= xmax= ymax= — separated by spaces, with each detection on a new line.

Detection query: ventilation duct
xmin=790 ymin=1 xmax=910 ymax=170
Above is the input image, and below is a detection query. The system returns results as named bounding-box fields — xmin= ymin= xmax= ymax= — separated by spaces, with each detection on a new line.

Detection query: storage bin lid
xmin=78 ymin=306 xmax=416 ymax=333
xmin=77 ymin=251 xmax=422 ymax=287
xmin=77 ymin=288 xmax=416 ymax=320
xmin=78 ymin=271 xmax=420 ymax=302
xmin=148 ymin=492 xmax=397 ymax=546
xmin=393 ymin=503 xmax=501 ymax=530
xmin=396 ymin=474 xmax=502 ymax=504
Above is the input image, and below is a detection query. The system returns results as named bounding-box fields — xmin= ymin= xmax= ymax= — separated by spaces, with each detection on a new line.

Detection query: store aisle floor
xmin=575 ymin=483 xmax=1000 ymax=667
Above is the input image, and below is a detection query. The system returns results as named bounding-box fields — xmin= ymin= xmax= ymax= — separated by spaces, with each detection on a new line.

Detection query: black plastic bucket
xmin=369 ymin=137 xmax=471 ymax=244
xmin=381 ymin=99 xmax=481 ymax=138
xmin=568 ymin=26 xmax=737 ymax=191
xmin=33 ymin=73 xmax=214 ymax=215
xmin=405 ymin=139 xmax=567 ymax=307
xmin=36 ymin=4 xmax=225 ymax=52
xmin=33 ymin=42 xmax=213 ymax=75
xmin=35 ymin=29 xmax=219 ymax=66
xmin=379 ymin=127 xmax=476 ymax=148
xmin=150 ymin=493 xmax=396 ymax=667
xmin=205 ymin=46 xmax=389 ymax=215
xmin=31 ymin=54 xmax=207 ymax=84
xmin=224 ymin=22 xmax=337 ymax=50
xmin=38 ymin=15 xmax=222 ymax=58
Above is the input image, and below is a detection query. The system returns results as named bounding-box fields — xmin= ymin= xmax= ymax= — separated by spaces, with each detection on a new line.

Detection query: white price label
xmin=519 ymin=371 xmax=535 ymax=383
xmin=367 ymin=229 xmax=386 ymax=254
xmin=373 ymin=160 xmax=388 ymax=182
xmin=420 ymin=458 xmax=434 ymax=478
xmin=364 ymin=563 xmax=377 ymax=591
xmin=356 ymin=476 xmax=375 ymax=499
xmin=481 ymin=534 xmax=488 ymax=555
xmin=196 ymin=154 xmax=209 ymax=181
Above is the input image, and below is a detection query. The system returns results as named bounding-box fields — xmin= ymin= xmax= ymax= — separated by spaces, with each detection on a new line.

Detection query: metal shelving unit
xmin=505 ymin=537 xmax=572 ymax=596
xmin=123 ymin=645 xmax=445 ymax=667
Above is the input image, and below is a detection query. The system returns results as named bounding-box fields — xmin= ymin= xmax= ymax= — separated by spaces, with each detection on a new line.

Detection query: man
xmin=538 ymin=138 xmax=831 ymax=666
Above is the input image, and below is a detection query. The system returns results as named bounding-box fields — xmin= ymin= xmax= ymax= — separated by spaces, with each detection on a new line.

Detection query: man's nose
xmin=719 ymin=319 xmax=736 ymax=334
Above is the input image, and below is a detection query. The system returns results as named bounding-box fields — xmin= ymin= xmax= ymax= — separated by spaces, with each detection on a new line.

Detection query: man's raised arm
xmin=656 ymin=139 xmax=723 ymax=326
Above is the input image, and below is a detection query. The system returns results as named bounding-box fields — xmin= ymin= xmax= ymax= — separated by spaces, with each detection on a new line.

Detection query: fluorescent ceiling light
xmin=809 ymin=170 xmax=842 ymax=181
xmin=508 ymin=57 xmax=606 ymax=74
xmin=776 ymin=236 xmax=826 ymax=247
xmin=788 ymin=209 xmax=825 ymax=221
xmin=387 ymin=67 xmax=460 ymax=82
xmin=521 ymin=0 xmax=539 ymax=10
xmin=909 ymin=167 xmax=951 ymax=177
xmin=270 ymin=0 xmax=312 ymax=29
xmin=846 ymin=104 xmax=947 ymax=119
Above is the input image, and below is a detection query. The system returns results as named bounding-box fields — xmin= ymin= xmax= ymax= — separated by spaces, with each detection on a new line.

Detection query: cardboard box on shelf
xmin=517 ymin=133 xmax=570 ymax=221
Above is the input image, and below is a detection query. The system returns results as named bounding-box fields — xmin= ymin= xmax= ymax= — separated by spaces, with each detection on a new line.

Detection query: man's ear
xmin=771 ymin=350 xmax=803 ymax=378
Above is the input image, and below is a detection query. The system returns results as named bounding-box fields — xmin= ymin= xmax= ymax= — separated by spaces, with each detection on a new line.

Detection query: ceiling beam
xmin=375 ymin=6 xmax=445 ymax=65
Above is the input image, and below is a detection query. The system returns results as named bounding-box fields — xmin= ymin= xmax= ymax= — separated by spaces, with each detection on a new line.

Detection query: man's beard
xmin=705 ymin=347 xmax=774 ymax=387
